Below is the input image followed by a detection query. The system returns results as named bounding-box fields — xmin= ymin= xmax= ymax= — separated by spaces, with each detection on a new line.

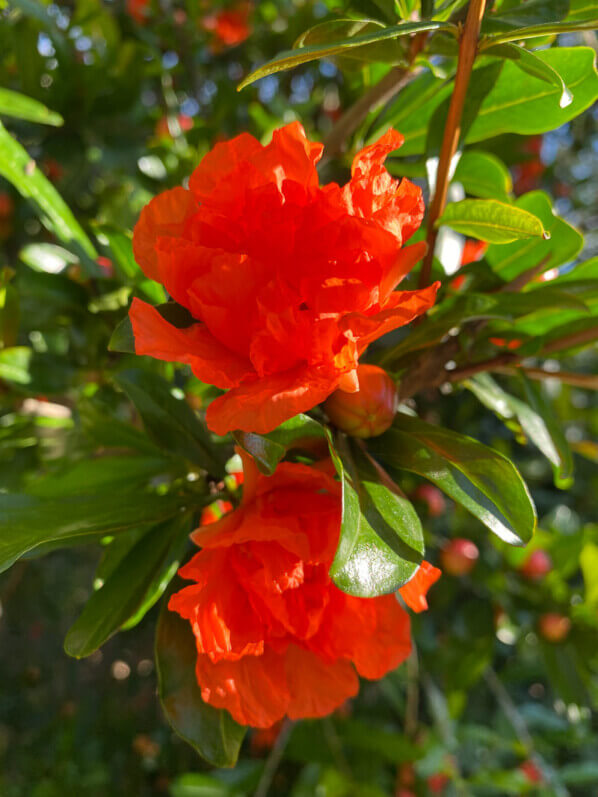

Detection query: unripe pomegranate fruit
xmin=324 ymin=364 xmax=397 ymax=438
xmin=519 ymin=550 xmax=552 ymax=581
xmin=440 ymin=538 xmax=479 ymax=576
xmin=538 ymin=613 xmax=571 ymax=643
xmin=413 ymin=483 xmax=446 ymax=517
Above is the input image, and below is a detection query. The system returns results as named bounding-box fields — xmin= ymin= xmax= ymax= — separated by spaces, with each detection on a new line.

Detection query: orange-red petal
xmin=285 ymin=645 xmax=359 ymax=720
xmin=129 ymin=297 xmax=253 ymax=388
xmin=399 ymin=561 xmax=442 ymax=613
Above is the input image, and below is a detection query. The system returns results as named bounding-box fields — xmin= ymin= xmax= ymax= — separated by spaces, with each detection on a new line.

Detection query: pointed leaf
xmin=369 ymin=414 xmax=537 ymax=545
xmin=484 ymin=43 xmax=573 ymax=108
xmin=436 ymin=199 xmax=547 ymax=244
xmin=0 ymin=88 xmax=64 ymax=126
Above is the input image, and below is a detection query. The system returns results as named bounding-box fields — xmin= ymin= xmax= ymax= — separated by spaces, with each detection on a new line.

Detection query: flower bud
xmin=440 ymin=538 xmax=479 ymax=576
xmin=538 ymin=613 xmax=571 ymax=643
xmin=324 ymin=364 xmax=398 ymax=438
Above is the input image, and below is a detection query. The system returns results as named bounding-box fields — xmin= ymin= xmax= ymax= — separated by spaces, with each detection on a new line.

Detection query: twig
xmin=494 ymin=365 xmax=598 ymax=390
xmin=542 ymin=326 xmax=598 ymax=354
xmin=322 ymin=67 xmax=414 ymax=162
xmin=254 ymin=720 xmax=294 ymax=797
xmin=446 ymin=353 xmax=518 ymax=382
xmin=483 ymin=668 xmax=570 ymax=797
xmin=420 ymin=0 xmax=488 ymax=288
xmin=498 ymin=256 xmax=551 ymax=293
xmin=404 ymin=644 xmax=420 ymax=739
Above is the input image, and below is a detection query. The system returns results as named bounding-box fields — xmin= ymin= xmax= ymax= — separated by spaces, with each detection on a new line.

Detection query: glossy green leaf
xmin=19 ymin=242 xmax=79 ymax=273
xmin=369 ymin=414 xmax=537 ymax=545
xmin=0 ymin=491 xmax=187 ymax=574
xmin=65 ymin=514 xmax=191 ymax=658
xmin=234 ymin=414 xmax=326 ymax=475
xmin=0 ymin=88 xmax=64 ymax=126
xmin=436 ymin=199 xmax=547 ymax=244
xmin=97 ymin=227 xmax=139 ymax=280
xmin=482 ymin=19 xmax=598 ymax=47
xmin=293 ymin=18 xmax=407 ymax=66
xmin=482 ymin=0 xmax=569 ymax=32
xmin=453 ymin=150 xmax=512 ymax=200
xmin=238 ymin=21 xmax=456 ymax=90
xmin=0 ymin=121 xmax=97 ymax=262
xmin=387 ymin=48 xmax=598 ymax=155
xmin=114 ymin=369 xmax=224 ymax=474
xmin=329 ymin=438 xmax=423 ymax=597
xmin=484 ymin=43 xmax=573 ymax=109
xmin=465 ymin=373 xmax=573 ymax=484
xmin=155 ymin=593 xmax=246 ymax=766
xmin=485 ymin=191 xmax=584 ymax=280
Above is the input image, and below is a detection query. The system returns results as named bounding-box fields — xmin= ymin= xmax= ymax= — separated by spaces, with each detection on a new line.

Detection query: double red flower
xmin=170 ymin=451 xmax=440 ymax=728
xmin=130 ymin=122 xmax=437 ymax=435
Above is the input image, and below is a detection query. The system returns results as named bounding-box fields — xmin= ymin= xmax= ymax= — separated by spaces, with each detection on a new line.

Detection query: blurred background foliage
xmin=1 ymin=0 xmax=598 ymax=795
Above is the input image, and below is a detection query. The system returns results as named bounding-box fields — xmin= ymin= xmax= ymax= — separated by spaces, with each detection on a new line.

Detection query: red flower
xmin=169 ymin=451 xmax=438 ymax=728
xmin=202 ymin=4 xmax=251 ymax=48
xmin=130 ymin=123 xmax=437 ymax=435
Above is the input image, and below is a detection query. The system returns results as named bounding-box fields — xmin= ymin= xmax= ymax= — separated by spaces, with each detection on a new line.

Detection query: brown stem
xmin=542 ymin=326 xmax=598 ymax=354
xmin=498 ymin=256 xmax=551 ymax=293
xmin=494 ymin=365 xmax=598 ymax=390
xmin=419 ymin=0 xmax=488 ymax=288
xmin=322 ymin=67 xmax=414 ymax=162
xmin=446 ymin=353 xmax=518 ymax=382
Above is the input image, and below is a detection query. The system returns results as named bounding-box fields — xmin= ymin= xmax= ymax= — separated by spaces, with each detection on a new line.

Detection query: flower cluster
xmin=170 ymin=451 xmax=440 ymax=727
xmin=130 ymin=123 xmax=440 ymax=728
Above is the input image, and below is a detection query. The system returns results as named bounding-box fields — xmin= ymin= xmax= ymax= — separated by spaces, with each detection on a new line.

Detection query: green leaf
xmin=26 ymin=455 xmax=175 ymax=497
xmin=580 ymin=543 xmax=598 ymax=608
xmin=0 ymin=88 xmax=64 ymax=126
xmin=108 ymin=314 xmax=135 ymax=353
xmin=436 ymin=199 xmax=547 ymax=244
xmin=97 ymin=226 xmax=139 ymax=281
xmin=78 ymin=394 xmax=166 ymax=456
xmin=234 ymin=414 xmax=326 ymax=475
xmin=482 ymin=0 xmax=569 ymax=31
xmin=0 ymin=491 xmax=187 ymax=574
xmin=155 ymin=592 xmax=246 ymax=766
xmin=387 ymin=48 xmax=598 ymax=155
xmin=114 ymin=369 xmax=224 ymax=474
xmin=0 ymin=121 xmax=97 ymax=262
xmin=293 ymin=18 xmax=407 ymax=66
xmin=237 ymin=21 xmax=456 ymax=90
xmin=465 ymin=373 xmax=573 ymax=484
xmin=19 ymin=242 xmax=79 ymax=273
xmin=369 ymin=413 xmax=537 ymax=545
xmin=329 ymin=437 xmax=423 ymax=597
xmin=481 ymin=19 xmax=598 ymax=47
xmin=453 ymin=150 xmax=512 ymax=200
xmin=65 ymin=514 xmax=191 ymax=658
xmin=0 ymin=346 xmax=32 ymax=384
xmin=485 ymin=191 xmax=583 ymax=280
xmin=484 ymin=43 xmax=573 ymax=109
xmin=170 ymin=774 xmax=236 ymax=797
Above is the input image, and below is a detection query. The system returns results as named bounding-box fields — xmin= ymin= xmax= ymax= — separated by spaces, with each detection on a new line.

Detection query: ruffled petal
xmin=380 ymin=241 xmax=428 ymax=302
xmin=170 ymin=549 xmax=265 ymax=662
xmin=342 ymin=282 xmax=439 ymax=353
xmin=129 ymin=297 xmax=253 ymax=388
xmin=205 ymin=365 xmax=341 ymax=435
xmin=132 ymin=187 xmax=198 ymax=281
xmin=195 ymin=647 xmax=290 ymax=728
xmin=189 ymin=132 xmax=262 ymax=203
xmin=255 ymin=122 xmax=323 ymax=192
xmin=351 ymin=128 xmax=405 ymax=180
xmin=285 ymin=645 xmax=359 ymax=720
xmin=310 ymin=590 xmax=412 ymax=680
xmin=398 ymin=561 xmax=441 ymax=613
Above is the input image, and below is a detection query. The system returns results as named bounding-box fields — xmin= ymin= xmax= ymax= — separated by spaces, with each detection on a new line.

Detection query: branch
xmin=494 ymin=365 xmax=598 ymax=390
xmin=419 ymin=0 xmax=488 ymax=288
xmin=542 ymin=325 xmax=598 ymax=354
xmin=446 ymin=352 xmax=518 ymax=382
xmin=254 ymin=720 xmax=294 ymax=797
xmin=322 ymin=67 xmax=414 ymax=162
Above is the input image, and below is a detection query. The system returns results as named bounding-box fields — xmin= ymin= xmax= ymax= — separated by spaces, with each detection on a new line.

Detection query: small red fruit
xmin=413 ymin=484 xmax=446 ymax=517
xmin=519 ymin=550 xmax=552 ymax=581
xmin=538 ymin=613 xmax=571 ymax=643
xmin=428 ymin=772 xmax=450 ymax=793
xmin=440 ymin=538 xmax=479 ymax=576
xmin=519 ymin=759 xmax=543 ymax=784
xmin=324 ymin=364 xmax=397 ymax=438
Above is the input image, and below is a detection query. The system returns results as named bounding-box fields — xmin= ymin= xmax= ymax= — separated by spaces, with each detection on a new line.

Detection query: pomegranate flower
xmin=130 ymin=123 xmax=437 ymax=435
xmin=169 ymin=451 xmax=440 ymax=728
